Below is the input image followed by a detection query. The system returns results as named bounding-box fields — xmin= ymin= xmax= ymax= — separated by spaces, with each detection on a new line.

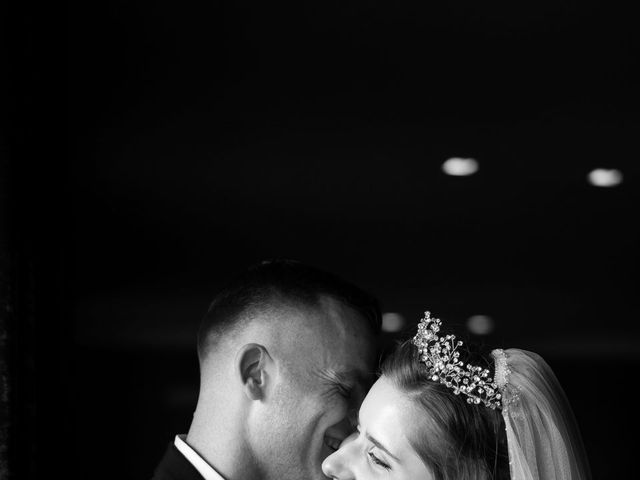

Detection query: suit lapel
xmin=151 ymin=442 xmax=205 ymax=480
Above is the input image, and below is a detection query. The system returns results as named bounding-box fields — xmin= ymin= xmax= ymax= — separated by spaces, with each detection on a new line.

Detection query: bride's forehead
xmin=363 ymin=378 xmax=427 ymax=425
xmin=359 ymin=378 xmax=424 ymax=446
xmin=362 ymin=377 xmax=408 ymax=416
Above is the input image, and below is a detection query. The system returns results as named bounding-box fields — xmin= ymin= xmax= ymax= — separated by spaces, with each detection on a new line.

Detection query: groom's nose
xmin=321 ymin=433 xmax=357 ymax=480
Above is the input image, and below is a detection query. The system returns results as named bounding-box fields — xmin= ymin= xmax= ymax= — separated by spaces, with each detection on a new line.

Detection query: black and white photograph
xmin=2 ymin=1 xmax=639 ymax=479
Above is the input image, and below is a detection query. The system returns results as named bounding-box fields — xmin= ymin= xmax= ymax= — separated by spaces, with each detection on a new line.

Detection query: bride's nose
xmin=322 ymin=433 xmax=357 ymax=479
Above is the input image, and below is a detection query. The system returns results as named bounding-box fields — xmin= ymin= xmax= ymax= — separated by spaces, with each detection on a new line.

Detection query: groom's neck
xmin=187 ymin=401 xmax=258 ymax=480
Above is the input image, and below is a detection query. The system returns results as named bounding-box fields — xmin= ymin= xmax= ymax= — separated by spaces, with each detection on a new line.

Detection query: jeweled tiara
xmin=412 ymin=311 xmax=502 ymax=409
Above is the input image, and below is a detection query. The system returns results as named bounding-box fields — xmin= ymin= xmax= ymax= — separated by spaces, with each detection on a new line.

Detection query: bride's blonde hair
xmin=381 ymin=340 xmax=510 ymax=480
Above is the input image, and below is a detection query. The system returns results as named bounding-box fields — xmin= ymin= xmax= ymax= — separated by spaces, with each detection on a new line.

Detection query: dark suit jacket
xmin=151 ymin=441 xmax=206 ymax=480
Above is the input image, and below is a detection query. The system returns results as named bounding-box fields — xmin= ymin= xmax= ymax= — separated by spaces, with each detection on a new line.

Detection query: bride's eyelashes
xmin=367 ymin=450 xmax=391 ymax=470
xmin=355 ymin=426 xmax=392 ymax=471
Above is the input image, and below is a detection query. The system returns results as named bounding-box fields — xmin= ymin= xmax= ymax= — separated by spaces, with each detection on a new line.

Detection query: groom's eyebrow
xmin=338 ymin=367 xmax=377 ymax=386
xmin=319 ymin=369 xmax=357 ymax=387
xmin=335 ymin=369 xmax=377 ymax=395
xmin=317 ymin=369 xmax=370 ymax=400
xmin=338 ymin=368 xmax=371 ymax=384
xmin=320 ymin=368 xmax=368 ymax=383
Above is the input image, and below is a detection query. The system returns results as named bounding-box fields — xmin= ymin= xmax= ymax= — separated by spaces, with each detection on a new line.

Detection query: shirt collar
xmin=174 ymin=435 xmax=226 ymax=480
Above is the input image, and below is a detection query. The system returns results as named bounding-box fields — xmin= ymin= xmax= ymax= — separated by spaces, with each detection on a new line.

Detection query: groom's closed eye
xmin=334 ymin=382 xmax=353 ymax=399
xmin=318 ymin=369 xmax=358 ymax=401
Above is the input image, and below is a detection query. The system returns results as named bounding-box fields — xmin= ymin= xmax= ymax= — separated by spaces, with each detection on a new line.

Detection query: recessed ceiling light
xmin=466 ymin=315 xmax=494 ymax=335
xmin=587 ymin=168 xmax=623 ymax=187
xmin=442 ymin=157 xmax=479 ymax=176
xmin=382 ymin=312 xmax=406 ymax=333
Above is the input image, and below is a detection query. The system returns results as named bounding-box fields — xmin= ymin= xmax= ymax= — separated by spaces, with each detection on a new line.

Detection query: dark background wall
xmin=5 ymin=0 xmax=639 ymax=478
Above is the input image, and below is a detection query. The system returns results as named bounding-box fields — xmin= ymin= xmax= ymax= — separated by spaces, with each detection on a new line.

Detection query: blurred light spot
xmin=442 ymin=157 xmax=479 ymax=176
xmin=382 ymin=312 xmax=406 ymax=333
xmin=466 ymin=315 xmax=494 ymax=335
xmin=587 ymin=168 xmax=623 ymax=187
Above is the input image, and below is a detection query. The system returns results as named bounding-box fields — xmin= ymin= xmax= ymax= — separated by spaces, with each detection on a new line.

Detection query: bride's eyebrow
xmin=357 ymin=412 xmax=400 ymax=462
xmin=365 ymin=433 xmax=400 ymax=462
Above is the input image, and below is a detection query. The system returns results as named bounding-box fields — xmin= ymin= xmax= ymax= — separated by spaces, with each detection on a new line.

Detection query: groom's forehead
xmin=306 ymin=333 xmax=376 ymax=382
xmin=282 ymin=297 xmax=369 ymax=342
xmin=308 ymin=296 xmax=372 ymax=339
xmin=280 ymin=297 xmax=376 ymax=371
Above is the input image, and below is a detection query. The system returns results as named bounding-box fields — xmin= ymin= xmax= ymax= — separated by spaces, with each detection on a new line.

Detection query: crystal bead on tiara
xmin=412 ymin=311 xmax=502 ymax=410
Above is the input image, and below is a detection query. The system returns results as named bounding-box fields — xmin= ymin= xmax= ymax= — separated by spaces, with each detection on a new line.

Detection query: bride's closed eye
xmin=356 ymin=425 xmax=392 ymax=471
xmin=368 ymin=450 xmax=391 ymax=470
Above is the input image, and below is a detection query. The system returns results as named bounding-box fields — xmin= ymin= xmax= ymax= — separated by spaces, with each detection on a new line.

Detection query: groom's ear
xmin=236 ymin=343 xmax=272 ymax=401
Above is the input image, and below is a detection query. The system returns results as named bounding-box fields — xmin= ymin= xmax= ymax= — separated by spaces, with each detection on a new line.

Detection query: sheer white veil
xmin=491 ymin=349 xmax=592 ymax=480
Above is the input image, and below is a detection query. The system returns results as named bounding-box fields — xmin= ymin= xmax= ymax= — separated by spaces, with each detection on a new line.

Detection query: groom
xmin=150 ymin=259 xmax=381 ymax=480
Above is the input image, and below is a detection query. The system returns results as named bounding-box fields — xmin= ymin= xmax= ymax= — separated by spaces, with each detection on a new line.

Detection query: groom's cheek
xmin=349 ymin=386 xmax=367 ymax=414
xmin=325 ymin=414 xmax=355 ymax=446
xmin=347 ymin=408 xmax=359 ymax=431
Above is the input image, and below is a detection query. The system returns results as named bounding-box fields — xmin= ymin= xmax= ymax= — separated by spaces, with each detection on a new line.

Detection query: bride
xmin=322 ymin=312 xmax=591 ymax=480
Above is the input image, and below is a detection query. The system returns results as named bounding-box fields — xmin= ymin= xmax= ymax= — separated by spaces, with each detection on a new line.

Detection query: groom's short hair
xmin=197 ymin=259 xmax=381 ymax=360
